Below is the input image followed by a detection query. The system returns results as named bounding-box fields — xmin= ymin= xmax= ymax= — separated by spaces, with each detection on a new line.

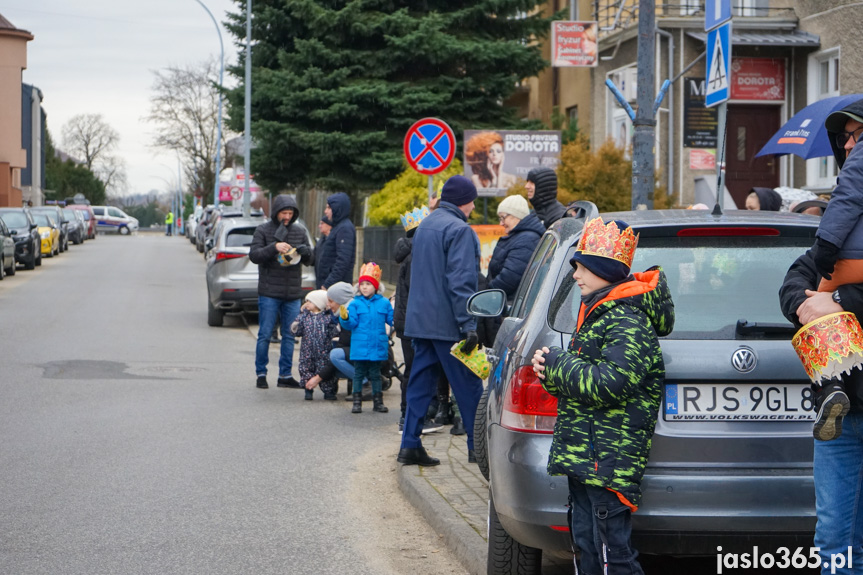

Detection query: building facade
xmin=526 ymin=0 xmax=857 ymax=207
xmin=0 ymin=14 xmax=33 ymax=207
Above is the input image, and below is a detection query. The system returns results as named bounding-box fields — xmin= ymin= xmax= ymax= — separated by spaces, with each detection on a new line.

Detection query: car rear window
xmin=549 ymin=235 xmax=813 ymax=339
xmin=0 ymin=212 xmax=29 ymax=229
xmin=225 ymin=228 xmax=256 ymax=248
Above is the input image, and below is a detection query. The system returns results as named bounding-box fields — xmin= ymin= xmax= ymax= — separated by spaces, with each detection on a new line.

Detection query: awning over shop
xmin=687 ymin=30 xmax=820 ymax=48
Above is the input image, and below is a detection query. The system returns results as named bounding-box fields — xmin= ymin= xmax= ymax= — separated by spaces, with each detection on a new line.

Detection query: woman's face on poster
xmin=488 ymin=142 xmax=504 ymax=165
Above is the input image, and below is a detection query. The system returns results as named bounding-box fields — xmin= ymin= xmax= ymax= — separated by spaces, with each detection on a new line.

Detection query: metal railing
xmin=592 ymin=1 xmax=794 ymax=36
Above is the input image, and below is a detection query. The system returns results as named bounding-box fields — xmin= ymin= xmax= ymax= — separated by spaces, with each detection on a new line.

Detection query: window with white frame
xmin=807 ymin=48 xmax=841 ymax=190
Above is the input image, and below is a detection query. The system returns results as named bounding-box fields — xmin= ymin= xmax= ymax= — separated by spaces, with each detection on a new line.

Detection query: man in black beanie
xmin=526 ymin=166 xmax=567 ymax=228
xmin=398 ymin=175 xmax=484 ymax=466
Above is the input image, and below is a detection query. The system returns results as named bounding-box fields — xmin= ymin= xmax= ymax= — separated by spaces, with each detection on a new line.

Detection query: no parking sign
xmin=404 ymin=118 xmax=456 ymax=175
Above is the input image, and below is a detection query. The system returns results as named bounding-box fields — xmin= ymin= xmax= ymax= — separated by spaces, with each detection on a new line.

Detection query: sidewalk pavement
xmin=244 ymin=304 xmax=491 ymax=575
xmin=396 ymin=430 xmax=490 ymax=575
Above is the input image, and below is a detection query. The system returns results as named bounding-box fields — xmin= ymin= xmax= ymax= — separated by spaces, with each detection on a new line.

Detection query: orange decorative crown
xmin=575 ymin=218 xmax=639 ymax=268
xmin=358 ymin=262 xmax=382 ymax=285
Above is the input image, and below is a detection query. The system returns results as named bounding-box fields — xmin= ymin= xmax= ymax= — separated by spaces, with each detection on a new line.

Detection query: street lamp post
xmin=193 ymin=0 xmax=224 ymax=209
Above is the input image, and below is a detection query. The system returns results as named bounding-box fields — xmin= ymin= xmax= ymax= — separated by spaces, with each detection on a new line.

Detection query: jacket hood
xmin=527 ymin=167 xmax=558 ymax=209
xmin=511 ymin=212 xmax=546 ymax=237
xmin=827 ymin=99 xmax=863 ymax=169
xmin=271 ymin=194 xmax=299 ymax=225
xmin=581 ymin=267 xmax=675 ymax=337
xmin=327 ymin=193 xmax=351 ymax=224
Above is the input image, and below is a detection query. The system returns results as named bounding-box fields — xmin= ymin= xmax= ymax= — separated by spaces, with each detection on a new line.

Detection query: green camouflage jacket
xmin=542 ymin=267 xmax=674 ymax=509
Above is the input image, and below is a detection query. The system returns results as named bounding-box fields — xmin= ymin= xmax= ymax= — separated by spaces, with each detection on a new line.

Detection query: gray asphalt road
xmin=0 ymin=234 xmax=402 ymax=575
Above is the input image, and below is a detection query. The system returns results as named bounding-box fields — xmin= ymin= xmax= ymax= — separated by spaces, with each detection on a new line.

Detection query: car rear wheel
xmin=0 ymin=255 xmax=5 ymax=280
xmin=474 ymin=387 xmax=490 ymax=480
xmin=207 ymin=298 xmax=224 ymax=327
xmin=488 ymin=490 xmax=542 ymax=575
xmin=6 ymin=255 xmax=15 ymax=276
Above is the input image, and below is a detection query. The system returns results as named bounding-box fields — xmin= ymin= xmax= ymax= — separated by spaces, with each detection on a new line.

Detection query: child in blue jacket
xmin=339 ymin=262 xmax=394 ymax=414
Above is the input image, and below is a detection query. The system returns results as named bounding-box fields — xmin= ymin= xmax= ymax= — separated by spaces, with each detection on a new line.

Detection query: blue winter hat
xmin=569 ymin=219 xmax=632 ymax=282
xmin=440 ymin=175 xmax=478 ymax=206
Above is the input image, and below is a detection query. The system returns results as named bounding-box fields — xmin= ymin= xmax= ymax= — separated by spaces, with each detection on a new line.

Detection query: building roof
xmin=0 ymin=12 xmax=33 ymax=39
xmin=687 ymin=29 xmax=820 ymax=48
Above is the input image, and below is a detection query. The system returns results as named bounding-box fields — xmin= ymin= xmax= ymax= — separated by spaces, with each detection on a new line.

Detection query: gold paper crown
xmin=575 ymin=218 xmax=639 ymax=268
xmin=358 ymin=262 xmax=382 ymax=284
xmin=400 ymin=206 xmax=430 ymax=232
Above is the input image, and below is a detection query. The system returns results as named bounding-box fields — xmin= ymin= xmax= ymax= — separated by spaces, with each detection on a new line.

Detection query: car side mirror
xmin=467 ymin=289 xmax=507 ymax=317
xmin=205 ymin=238 xmax=214 ymax=251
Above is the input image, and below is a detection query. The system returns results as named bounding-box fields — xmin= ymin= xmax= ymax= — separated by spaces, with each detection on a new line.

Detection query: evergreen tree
xmin=224 ymin=0 xmax=551 ymax=198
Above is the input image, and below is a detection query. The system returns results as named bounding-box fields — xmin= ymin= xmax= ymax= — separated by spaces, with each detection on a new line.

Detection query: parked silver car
xmin=205 ymin=216 xmax=316 ymax=326
xmin=469 ymin=205 xmax=820 ymax=572
xmin=0 ymin=216 xmax=17 ymax=279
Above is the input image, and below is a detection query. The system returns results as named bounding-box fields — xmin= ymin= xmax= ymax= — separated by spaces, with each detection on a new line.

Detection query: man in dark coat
xmin=526 ymin=166 xmax=566 ymax=228
xmin=313 ymin=215 xmax=332 ymax=287
xmin=780 ymin=98 xmax=863 ymax=570
xmin=318 ymin=193 xmax=356 ymax=288
xmin=249 ymin=194 xmax=312 ymax=389
xmin=398 ymin=175 xmax=484 ymax=467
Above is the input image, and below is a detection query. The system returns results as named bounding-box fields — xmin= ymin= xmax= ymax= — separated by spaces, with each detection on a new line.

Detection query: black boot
xmin=450 ymin=415 xmax=466 ymax=435
xmin=373 ymin=392 xmax=388 ymax=413
xmin=434 ymin=398 xmax=452 ymax=424
xmin=352 ymin=392 xmax=362 ymax=414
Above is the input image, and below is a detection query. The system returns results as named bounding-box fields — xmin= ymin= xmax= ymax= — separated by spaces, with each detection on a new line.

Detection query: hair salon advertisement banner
xmin=463 ymin=130 xmax=562 ymax=197
xmin=551 ymin=21 xmax=598 ymax=67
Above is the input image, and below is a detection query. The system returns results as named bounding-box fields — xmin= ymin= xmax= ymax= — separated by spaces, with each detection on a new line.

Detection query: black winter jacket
xmin=318 ymin=193 xmax=356 ymax=288
xmin=393 ymin=236 xmax=412 ymax=336
xmin=527 ymin=166 xmax=567 ymax=228
xmin=779 ymin=249 xmax=863 ymax=413
xmin=488 ymin=212 xmax=545 ymax=298
xmin=249 ymin=195 xmax=311 ymax=301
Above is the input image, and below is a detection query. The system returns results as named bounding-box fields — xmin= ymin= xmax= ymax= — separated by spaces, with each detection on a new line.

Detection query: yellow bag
xmin=450 ymin=341 xmax=491 ymax=380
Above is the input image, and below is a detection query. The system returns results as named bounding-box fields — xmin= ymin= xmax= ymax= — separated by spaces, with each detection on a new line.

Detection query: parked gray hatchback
xmin=469 ymin=204 xmax=820 ymax=573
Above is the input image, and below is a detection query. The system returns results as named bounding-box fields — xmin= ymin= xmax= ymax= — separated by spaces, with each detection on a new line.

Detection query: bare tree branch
xmin=145 ymin=58 xmax=230 ymax=205
xmin=61 ymin=114 xmax=119 ymax=172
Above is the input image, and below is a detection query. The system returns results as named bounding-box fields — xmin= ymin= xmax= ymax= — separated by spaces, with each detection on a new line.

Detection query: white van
xmin=90 ymin=206 xmax=139 ymax=235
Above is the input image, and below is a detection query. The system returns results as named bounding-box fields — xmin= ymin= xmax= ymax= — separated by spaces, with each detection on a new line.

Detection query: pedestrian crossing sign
xmin=705 ymin=22 xmax=731 ymax=107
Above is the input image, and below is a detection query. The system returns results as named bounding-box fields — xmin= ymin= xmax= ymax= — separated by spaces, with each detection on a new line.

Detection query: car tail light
xmin=677 ymin=227 xmax=780 ymax=237
xmin=501 ymin=366 xmax=558 ymax=434
xmin=215 ymin=251 xmax=246 ymax=262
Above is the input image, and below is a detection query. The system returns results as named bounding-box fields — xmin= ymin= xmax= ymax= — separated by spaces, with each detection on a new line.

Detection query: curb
xmin=396 ymin=456 xmax=487 ymax=575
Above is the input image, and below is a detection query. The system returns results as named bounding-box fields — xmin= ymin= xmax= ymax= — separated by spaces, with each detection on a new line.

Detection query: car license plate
xmin=664 ymin=383 xmax=815 ymax=421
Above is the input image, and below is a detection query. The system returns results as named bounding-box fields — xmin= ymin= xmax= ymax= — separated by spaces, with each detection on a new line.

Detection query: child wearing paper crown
xmin=531 ymin=218 xmax=674 ymax=575
xmin=339 ymin=262 xmax=394 ymax=414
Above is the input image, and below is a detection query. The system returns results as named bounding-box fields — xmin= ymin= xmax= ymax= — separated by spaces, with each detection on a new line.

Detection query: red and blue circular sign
xmin=403 ymin=118 xmax=456 ymax=175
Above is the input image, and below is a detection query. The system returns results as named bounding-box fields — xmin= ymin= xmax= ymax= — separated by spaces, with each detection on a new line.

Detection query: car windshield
xmin=33 ymin=214 xmax=52 ymax=227
xmin=0 ymin=212 xmax=28 ymax=229
xmin=549 ymin=236 xmax=813 ymax=340
xmin=225 ymin=227 xmax=256 ymax=248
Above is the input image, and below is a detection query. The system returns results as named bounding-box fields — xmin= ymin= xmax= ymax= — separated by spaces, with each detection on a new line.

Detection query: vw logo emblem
xmin=731 ymin=347 xmax=757 ymax=373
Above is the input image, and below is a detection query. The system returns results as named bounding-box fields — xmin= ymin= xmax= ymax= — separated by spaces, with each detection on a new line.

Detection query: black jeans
xmin=568 ymin=477 xmax=644 ymax=575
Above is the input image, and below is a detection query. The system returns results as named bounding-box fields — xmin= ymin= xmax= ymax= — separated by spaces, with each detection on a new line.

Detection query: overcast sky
xmin=2 ymin=0 xmax=238 ymax=198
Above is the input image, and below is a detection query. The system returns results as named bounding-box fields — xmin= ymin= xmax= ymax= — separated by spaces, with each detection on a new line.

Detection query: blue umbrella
xmin=756 ymin=93 xmax=863 ymax=159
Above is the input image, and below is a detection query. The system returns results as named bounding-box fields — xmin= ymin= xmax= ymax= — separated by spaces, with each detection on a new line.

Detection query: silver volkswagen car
xmin=470 ymin=204 xmax=820 ymax=573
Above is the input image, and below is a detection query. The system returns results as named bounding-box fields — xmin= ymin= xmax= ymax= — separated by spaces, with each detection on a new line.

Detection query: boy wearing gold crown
xmin=532 ymin=218 xmax=674 ymax=575
xmin=339 ymin=262 xmax=394 ymax=414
